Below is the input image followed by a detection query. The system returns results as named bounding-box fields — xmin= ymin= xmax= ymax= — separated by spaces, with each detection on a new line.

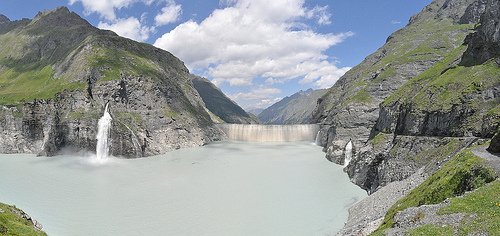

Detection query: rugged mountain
xmin=312 ymin=0 xmax=499 ymax=234
xmin=314 ymin=0 xmax=498 ymax=192
xmin=0 ymin=7 xmax=249 ymax=158
xmin=191 ymin=75 xmax=258 ymax=124
xmin=246 ymin=108 xmax=264 ymax=116
xmin=258 ymin=88 xmax=327 ymax=124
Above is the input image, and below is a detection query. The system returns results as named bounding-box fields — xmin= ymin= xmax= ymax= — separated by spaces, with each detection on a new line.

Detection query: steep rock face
xmin=488 ymin=127 xmax=500 ymax=153
xmin=191 ymin=75 xmax=258 ymax=124
xmin=0 ymin=7 xmax=226 ymax=157
xmin=461 ymin=0 xmax=500 ymax=65
xmin=313 ymin=0 xmax=499 ymax=193
xmin=258 ymin=88 xmax=327 ymax=124
xmin=459 ymin=0 xmax=487 ymax=24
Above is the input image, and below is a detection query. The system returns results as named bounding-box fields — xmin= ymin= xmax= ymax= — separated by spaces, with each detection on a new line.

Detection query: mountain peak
xmin=0 ymin=14 xmax=10 ymax=24
xmin=30 ymin=6 xmax=92 ymax=28
xmin=408 ymin=0 xmax=477 ymax=25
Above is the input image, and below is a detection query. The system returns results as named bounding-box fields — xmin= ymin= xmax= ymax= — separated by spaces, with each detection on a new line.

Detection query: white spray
xmin=96 ymin=103 xmax=112 ymax=160
xmin=344 ymin=140 xmax=353 ymax=167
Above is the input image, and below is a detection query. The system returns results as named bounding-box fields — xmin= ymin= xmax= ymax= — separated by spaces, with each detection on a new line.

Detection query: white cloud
xmin=154 ymin=0 xmax=351 ymax=89
xmin=306 ymin=5 xmax=332 ymax=25
xmin=68 ymin=0 xmax=154 ymax=20
xmin=98 ymin=17 xmax=153 ymax=41
xmin=391 ymin=20 xmax=401 ymax=24
xmin=155 ymin=0 xmax=182 ymax=26
xmin=228 ymin=87 xmax=282 ymax=109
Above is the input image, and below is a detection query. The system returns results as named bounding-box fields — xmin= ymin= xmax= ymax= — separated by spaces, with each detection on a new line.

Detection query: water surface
xmin=0 ymin=141 xmax=365 ymax=235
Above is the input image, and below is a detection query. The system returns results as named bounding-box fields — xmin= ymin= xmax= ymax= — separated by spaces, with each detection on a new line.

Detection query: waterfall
xmin=343 ymin=141 xmax=353 ymax=167
xmin=96 ymin=103 xmax=112 ymax=160
xmin=314 ymin=129 xmax=322 ymax=145
xmin=218 ymin=124 xmax=319 ymax=142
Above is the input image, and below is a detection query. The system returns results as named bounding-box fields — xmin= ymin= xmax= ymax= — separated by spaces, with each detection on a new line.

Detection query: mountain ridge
xmin=0 ymin=7 xmax=250 ymax=157
xmin=258 ymin=88 xmax=327 ymax=124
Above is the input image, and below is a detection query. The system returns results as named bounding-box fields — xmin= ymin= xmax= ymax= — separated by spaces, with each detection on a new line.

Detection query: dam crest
xmin=218 ymin=124 xmax=319 ymax=142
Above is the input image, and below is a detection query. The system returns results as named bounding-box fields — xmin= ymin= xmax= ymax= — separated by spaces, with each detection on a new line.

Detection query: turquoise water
xmin=0 ymin=141 xmax=365 ymax=235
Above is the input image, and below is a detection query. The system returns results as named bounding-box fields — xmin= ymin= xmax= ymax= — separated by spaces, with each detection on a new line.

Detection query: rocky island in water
xmin=0 ymin=0 xmax=499 ymax=235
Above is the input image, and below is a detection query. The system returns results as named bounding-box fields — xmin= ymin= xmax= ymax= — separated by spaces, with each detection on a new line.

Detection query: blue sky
xmin=0 ymin=0 xmax=432 ymax=109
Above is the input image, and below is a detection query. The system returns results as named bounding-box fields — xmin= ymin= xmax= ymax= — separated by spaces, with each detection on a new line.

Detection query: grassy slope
xmin=371 ymin=148 xmax=496 ymax=235
xmin=321 ymin=19 xmax=474 ymax=112
xmin=382 ymin=45 xmax=500 ymax=112
xmin=0 ymin=65 xmax=84 ymax=105
xmin=408 ymin=180 xmax=499 ymax=236
xmin=0 ymin=203 xmax=46 ymax=236
xmin=0 ymin=9 xmax=184 ymax=106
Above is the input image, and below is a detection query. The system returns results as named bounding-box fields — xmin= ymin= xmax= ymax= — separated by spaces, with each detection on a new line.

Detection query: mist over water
xmin=0 ymin=141 xmax=365 ymax=236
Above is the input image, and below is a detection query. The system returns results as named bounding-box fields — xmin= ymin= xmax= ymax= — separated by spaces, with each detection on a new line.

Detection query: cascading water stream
xmin=343 ymin=141 xmax=353 ymax=167
xmin=96 ymin=103 xmax=112 ymax=160
xmin=314 ymin=129 xmax=322 ymax=145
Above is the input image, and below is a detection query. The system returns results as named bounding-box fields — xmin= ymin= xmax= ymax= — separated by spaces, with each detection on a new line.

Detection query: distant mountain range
xmin=257 ymin=88 xmax=327 ymax=124
xmin=246 ymin=108 xmax=264 ymax=116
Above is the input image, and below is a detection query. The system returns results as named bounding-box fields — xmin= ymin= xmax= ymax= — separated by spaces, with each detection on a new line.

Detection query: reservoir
xmin=0 ymin=141 xmax=365 ymax=235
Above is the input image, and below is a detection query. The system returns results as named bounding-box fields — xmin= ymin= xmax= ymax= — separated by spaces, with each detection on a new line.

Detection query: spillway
xmin=218 ymin=124 xmax=319 ymax=142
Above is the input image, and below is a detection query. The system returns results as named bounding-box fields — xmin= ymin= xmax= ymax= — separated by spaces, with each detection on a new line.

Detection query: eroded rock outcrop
xmin=461 ymin=0 xmax=500 ymax=65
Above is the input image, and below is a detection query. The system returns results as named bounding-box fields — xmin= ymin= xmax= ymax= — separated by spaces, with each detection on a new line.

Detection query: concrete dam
xmin=218 ymin=124 xmax=320 ymax=142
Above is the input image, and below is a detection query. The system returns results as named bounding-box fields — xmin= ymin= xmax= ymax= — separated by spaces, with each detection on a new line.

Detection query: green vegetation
xmin=114 ymin=111 xmax=143 ymax=124
xmin=88 ymin=47 xmax=161 ymax=82
xmin=337 ymin=20 xmax=474 ymax=109
xmin=350 ymin=89 xmax=373 ymax=104
xmin=0 ymin=203 xmax=46 ymax=236
xmin=372 ymin=149 xmax=496 ymax=234
xmin=408 ymin=224 xmax=454 ymax=236
xmin=383 ymin=46 xmax=500 ymax=112
xmin=438 ymin=180 xmax=500 ymax=235
xmin=162 ymin=106 xmax=179 ymax=118
xmin=65 ymin=108 xmax=101 ymax=121
xmin=370 ymin=132 xmax=391 ymax=147
xmin=0 ymin=66 xmax=84 ymax=105
xmin=408 ymin=139 xmax=462 ymax=165
xmin=372 ymin=20 xmax=473 ymax=70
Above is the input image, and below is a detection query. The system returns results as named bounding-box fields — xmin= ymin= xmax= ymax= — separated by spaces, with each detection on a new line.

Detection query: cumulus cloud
xmin=306 ymin=5 xmax=332 ymax=25
xmin=98 ymin=17 xmax=153 ymax=41
xmin=154 ymin=0 xmax=351 ymax=89
xmin=155 ymin=0 xmax=182 ymax=26
xmin=228 ymin=87 xmax=282 ymax=109
xmin=68 ymin=0 xmax=160 ymax=20
xmin=69 ymin=0 xmax=135 ymax=20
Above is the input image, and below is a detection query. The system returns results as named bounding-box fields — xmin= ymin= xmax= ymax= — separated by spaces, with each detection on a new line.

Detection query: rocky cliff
xmin=0 ymin=7 xmax=250 ymax=158
xmin=311 ymin=0 xmax=499 ymax=234
xmin=258 ymin=88 xmax=327 ymax=124
xmin=191 ymin=75 xmax=258 ymax=124
xmin=313 ymin=0 xmax=499 ymax=193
